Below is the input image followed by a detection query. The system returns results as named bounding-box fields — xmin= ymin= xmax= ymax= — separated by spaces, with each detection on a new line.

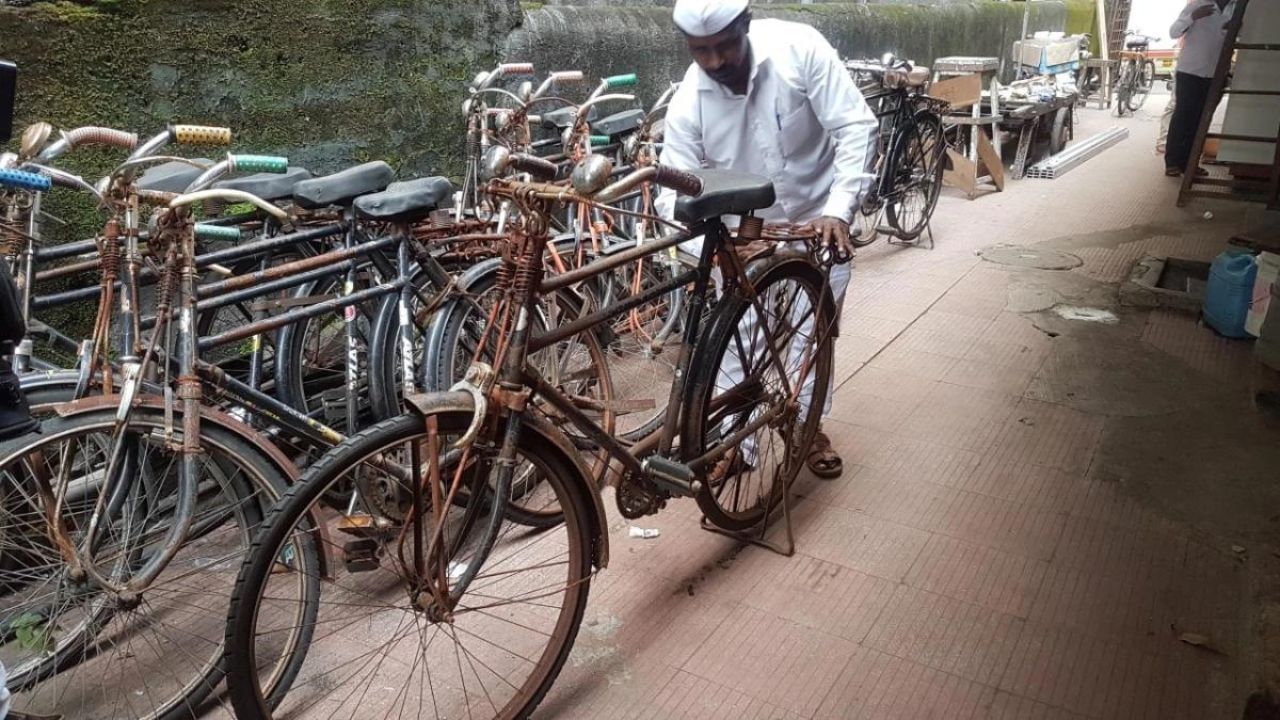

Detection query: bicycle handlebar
xmin=35 ymin=126 xmax=140 ymax=163
xmin=509 ymin=153 xmax=560 ymax=181
xmin=593 ymin=164 xmax=702 ymax=205
xmin=194 ymin=223 xmax=242 ymax=242
xmin=172 ymin=124 xmax=233 ymax=146
xmin=229 ymin=154 xmax=289 ymax=174
xmin=169 ymin=188 xmax=289 ymax=221
xmin=0 ymin=167 xmax=52 ymax=192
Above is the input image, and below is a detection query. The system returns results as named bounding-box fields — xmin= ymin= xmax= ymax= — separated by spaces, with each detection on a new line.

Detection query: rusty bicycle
xmin=225 ymin=156 xmax=844 ymax=719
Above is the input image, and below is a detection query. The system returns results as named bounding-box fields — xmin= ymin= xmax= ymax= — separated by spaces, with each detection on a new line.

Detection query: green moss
xmin=520 ymin=1 xmax=543 ymax=11
xmin=1 ymin=0 xmax=520 ymax=330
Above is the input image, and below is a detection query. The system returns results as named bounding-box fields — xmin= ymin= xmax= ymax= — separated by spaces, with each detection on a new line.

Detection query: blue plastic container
xmin=1203 ymin=251 xmax=1257 ymax=338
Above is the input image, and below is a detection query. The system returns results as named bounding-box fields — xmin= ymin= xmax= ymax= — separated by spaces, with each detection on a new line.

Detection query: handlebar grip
xmin=137 ymin=189 xmax=178 ymax=206
xmin=653 ymin=166 xmax=703 ymax=197
xmin=194 ymin=223 xmax=241 ymax=242
xmin=172 ymin=125 xmax=233 ymax=146
xmin=0 ymin=168 xmax=53 ymax=192
xmin=605 ymin=73 xmax=638 ymax=89
xmin=589 ymin=135 xmax=611 ymax=147
xmin=497 ymin=63 xmax=535 ymax=77
xmin=508 ymin=153 xmax=559 ymax=181
xmin=550 ymin=71 xmax=585 ymax=83
xmin=230 ymin=155 xmax=289 ymax=174
xmin=65 ymin=127 xmax=139 ymax=150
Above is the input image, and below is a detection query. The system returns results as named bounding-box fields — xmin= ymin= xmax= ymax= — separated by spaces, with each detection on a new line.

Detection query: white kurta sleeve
xmin=801 ymin=30 xmax=877 ymax=223
xmin=655 ymin=82 xmax=705 ymax=221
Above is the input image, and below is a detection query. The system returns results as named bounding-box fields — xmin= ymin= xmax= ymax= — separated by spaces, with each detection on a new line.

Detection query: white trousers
xmin=713 ymin=254 xmax=851 ymax=461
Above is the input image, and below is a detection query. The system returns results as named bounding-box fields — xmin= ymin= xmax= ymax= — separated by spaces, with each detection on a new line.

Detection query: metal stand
xmin=885 ymin=220 xmax=936 ymax=250
xmin=699 ymin=485 xmax=796 ymax=557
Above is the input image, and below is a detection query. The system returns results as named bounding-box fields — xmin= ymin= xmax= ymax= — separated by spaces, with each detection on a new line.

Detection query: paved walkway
xmin=537 ymin=94 xmax=1280 ymax=719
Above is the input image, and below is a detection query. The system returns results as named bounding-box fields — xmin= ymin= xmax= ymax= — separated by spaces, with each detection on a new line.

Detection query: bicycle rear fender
xmin=403 ymin=390 xmax=610 ymax=570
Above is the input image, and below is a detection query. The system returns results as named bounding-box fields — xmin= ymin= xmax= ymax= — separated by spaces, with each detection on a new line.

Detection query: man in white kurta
xmin=656 ymin=0 xmax=876 ymax=478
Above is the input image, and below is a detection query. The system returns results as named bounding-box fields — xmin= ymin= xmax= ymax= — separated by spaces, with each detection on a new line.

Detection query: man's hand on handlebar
xmin=813 ymin=215 xmax=852 ymax=258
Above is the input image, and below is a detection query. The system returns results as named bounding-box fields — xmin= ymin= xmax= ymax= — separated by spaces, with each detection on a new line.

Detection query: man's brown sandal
xmin=807 ymin=429 xmax=843 ymax=479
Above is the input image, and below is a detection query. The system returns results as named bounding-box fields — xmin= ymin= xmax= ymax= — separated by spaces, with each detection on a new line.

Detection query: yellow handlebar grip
xmin=172 ymin=125 xmax=233 ymax=145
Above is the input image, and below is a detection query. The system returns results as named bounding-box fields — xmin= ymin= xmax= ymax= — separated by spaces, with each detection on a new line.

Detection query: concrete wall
xmin=508 ymin=2 xmax=1075 ymax=108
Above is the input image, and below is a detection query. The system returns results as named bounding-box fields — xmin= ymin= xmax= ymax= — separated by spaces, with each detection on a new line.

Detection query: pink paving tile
xmin=820 ymin=419 xmax=902 ymax=469
xmin=931 ymin=293 xmax=1007 ymax=321
xmin=998 ymin=622 xmax=1224 ymax=720
xmin=1027 ymin=563 xmax=1166 ymax=640
xmin=842 ymin=364 xmax=940 ymax=405
xmin=964 ymin=314 xmax=1055 ymax=372
xmin=896 ymin=383 xmax=1022 ymax=452
xmin=809 ymin=466 xmax=960 ymax=529
xmin=892 ymin=310 xmax=992 ymax=358
xmin=815 ymin=645 xmax=997 ymax=720
xmin=1051 ymin=515 xmax=1188 ymax=580
xmin=943 ymin=357 xmax=1040 ymax=397
xmin=827 ymin=387 xmax=920 ymax=433
xmin=682 ymin=604 xmax=858 ymax=718
xmin=1161 ymin=539 xmax=1243 ymax=655
xmin=834 ymin=332 xmax=892 ymax=369
xmin=740 ymin=550 xmax=897 ymax=642
xmin=629 ymin=669 xmax=809 ymax=720
xmin=1064 ymin=478 xmax=1171 ymax=532
xmin=785 ymin=501 xmax=932 ymax=581
xmin=840 ymin=313 xmax=913 ymax=342
xmin=867 ymin=344 xmax=960 ymax=381
xmin=985 ymin=692 xmax=1093 ymax=720
xmin=954 ymin=453 xmax=1092 ymax=512
xmin=929 ymin=490 xmax=1066 ymax=561
xmin=905 ymin=534 xmax=1050 ymax=618
xmin=858 ymin=434 xmax=984 ymax=491
xmin=986 ymin=399 xmax=1105 ymax=475
xmin=1140 ymin=308 xmax=1254 ymax=386
xmin=863 ymin=584 xmax=1025 ymax=685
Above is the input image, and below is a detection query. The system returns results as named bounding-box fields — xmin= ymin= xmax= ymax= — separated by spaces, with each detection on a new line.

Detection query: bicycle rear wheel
xmin=1115 ymin=63 xmax=1134 ymax=116
xmin=885 ymin=112 xmax=945 ymax=241
xmin=226 ymin=410 xmax=594 ymax=720
xmin=683 ymin=254 xmax=835 ymax=531
xmin=0 ymin=406 xmax=294 ymax=720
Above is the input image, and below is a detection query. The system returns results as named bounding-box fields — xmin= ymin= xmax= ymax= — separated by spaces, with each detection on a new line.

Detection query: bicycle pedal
xmin=642 ymin=457 xmax=702 ymax=497
xmin=342 ymin=538 xmax=382 ymax=573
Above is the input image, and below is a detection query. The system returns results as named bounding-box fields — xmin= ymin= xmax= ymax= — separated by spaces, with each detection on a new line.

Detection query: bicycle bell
xmin=18 ymin=121 xmax=53 ymax=162
xmin=572 ymin=154 xmax=613 ymax=196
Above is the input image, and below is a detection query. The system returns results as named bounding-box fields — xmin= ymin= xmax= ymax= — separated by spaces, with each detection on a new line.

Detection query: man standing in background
xmin=1164 ymin=0 xmax=1235 ymax=177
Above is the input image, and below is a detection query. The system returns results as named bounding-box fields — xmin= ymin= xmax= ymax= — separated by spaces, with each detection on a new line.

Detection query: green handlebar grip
xmin=194 ymin=223 xmax=241 ymax=242
xmin=230 ymin=155 xmax=289 ymax=174
xmin=605 ymin=73 xmax=638 ymax=88
xmin=589 ymin=135 xmax=611 ymax=146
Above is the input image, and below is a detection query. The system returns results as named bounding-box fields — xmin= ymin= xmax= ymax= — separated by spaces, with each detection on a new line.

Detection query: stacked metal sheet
xmin=1026 ymin=126 xmax=1130 ymax=179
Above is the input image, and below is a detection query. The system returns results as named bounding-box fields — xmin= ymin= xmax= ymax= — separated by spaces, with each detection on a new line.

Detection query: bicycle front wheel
xmin=683 ymin=254 xmax=835 ymax=531
xmin=0 ymin=406 xmax=293 ymax=720
xmin=226 ymin=410 xmax=594 ymax=720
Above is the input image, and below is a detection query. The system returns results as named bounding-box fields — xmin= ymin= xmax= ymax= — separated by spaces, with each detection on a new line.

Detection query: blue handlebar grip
xmin=194 ymin=223 xmax=242 ymax=242
xmin=0 ymin=169 xmax=52 ymax=192
xmin=230 ymin=155 xmax=289 ymax=174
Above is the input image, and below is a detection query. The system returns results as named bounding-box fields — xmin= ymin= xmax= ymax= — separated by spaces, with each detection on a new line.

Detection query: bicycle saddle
xmin=592 ymin=108 xmax=645 ymax=138
xmin=292 ymin=161 xmax=394 ymax=209
xmin=213 ymin=166 xmax=313 ymax=202
xmin=541 ymin=105 xmax=598 ymax=130
xmin=353 ymin=176 xmax=454 ymax=222
xmin=674 ymin=169 xmax=775 ymax=224
xmin=136 ymin=159 xmax=212 ymax=194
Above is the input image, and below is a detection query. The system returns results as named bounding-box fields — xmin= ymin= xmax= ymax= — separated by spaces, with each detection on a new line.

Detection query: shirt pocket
xmin=778 ymin=97 xmax=821 ymax=159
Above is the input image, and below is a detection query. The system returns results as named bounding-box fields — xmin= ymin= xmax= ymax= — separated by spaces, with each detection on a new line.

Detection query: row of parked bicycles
xmin=0 ymin=55 xmax=946 ymax=720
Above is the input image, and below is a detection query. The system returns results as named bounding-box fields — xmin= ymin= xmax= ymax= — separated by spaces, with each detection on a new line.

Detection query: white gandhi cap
xmin=672 ymin=0 xmax=750 ymax=37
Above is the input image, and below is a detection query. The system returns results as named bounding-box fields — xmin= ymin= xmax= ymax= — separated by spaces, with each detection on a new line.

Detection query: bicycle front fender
xmin=402 ymin=390 xmax=611 ymax=570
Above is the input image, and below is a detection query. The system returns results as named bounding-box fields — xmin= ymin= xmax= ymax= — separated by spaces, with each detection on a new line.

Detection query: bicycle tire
xmin=225 ymin=410 xmax=594 ymax=720
xmin=1115 ymin=64 xmax=1134 ymax=116
xmin=885 ymin=111 xmax=945 ymax=241
xmin=850 ymin=204 xmax=882 ymax=248
xmin=682 ymin=253 xmax=835 ymax=531
xmin=0 ymin=405 xmax=298 ymax=720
